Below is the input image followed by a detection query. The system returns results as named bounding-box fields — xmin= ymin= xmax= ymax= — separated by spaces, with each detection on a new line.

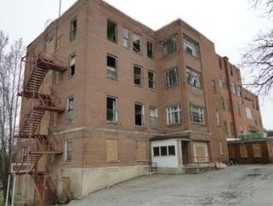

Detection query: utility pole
xmin=58 ymin=0 xmax=62 ymax=17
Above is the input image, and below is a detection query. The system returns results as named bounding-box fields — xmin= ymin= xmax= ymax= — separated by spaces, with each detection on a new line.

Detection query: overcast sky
xmin=0 ymin=0 xmax=272 ymax=130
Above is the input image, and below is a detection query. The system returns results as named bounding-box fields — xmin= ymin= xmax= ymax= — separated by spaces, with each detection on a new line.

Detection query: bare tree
xmin=0 ymin=30 xmax=24 ymax=203
xmin=241 ymin=0 xmax=273 ymax=95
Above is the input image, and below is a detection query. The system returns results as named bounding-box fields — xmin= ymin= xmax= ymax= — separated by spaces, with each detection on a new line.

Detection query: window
xmin=133 ymin=33 xmax=141 ymax=53
xmin=56 ymin=35 xmax=63 ymax=49
xmin=107 ymin=96 xmax=117 ymax=122
xmin=168 ymin=146 xmax=175 ymax=155
xmin=123 ymin=28 xmax=129 ymax=48
xmin=190 ymin=104 xmax=205 ymax=124
xmin=166 ymin=105 xmax=181 ymax=125
xmin=135 ymin=103 xmax=144 ymax=126
xmin=147 ymin=41 xmax=153 ymax=58
xmin=219 ymin=142 xmax=224 ymax=156
xmin=160 ymin=146 xmax=167 ymax=156
xmin=134 ymin=65 xmax=143 ymax=86
xmin=245 ymin=107 xmax=252 ymax=119
xmin=253 ymin=144 xmax=262 ymax=158
xmin=66 ymin=96 xmax=74 ymax=123
xmin=218 ymin=77 xmax=227 ymax=89
xmin=186 ymin=67 xmax=201 ymax=88
xmin=107 ymin=20 xmax=116 ymax=43
xmin=216 ymin=110 xmax=220 ymax=126
xmin=70 ymin=17 xmax=77 ymax=41
xmin=107 ymin=55 xmax=117 ymax=79
xmin=164 ymin=67 xmax=179 ymax=87
xmin=221 ymin=97 xmax=226 ymax=110
xmin=239 ymin=144 xmax=248 ymax=158
xmin=224 ymin=121 xmax=228 ymax=135
xmin=219 ymin=58 xmax=222 ymax=69
xmin=106 ymin=139 xmax=118 ymax=162
xmin=184 ymin=35 xmax=198 ymax=57
xmin=152 ymin=145 xmax=176 ymax=156
xmin=227 ymin=99 xmax=231 ymax=111
xmin=162 ymin=37 xmax=176 ymax=55
xmin=68 ymin=54 xmax=76 ymax=77
xmin=137 ymin=141 xmax=147 ymax=161
xmin=153 ymin=147 xmax=160 ymax=156
xmin=64 ymin=140 xmax=72 ymax=162
xmin=231 ymin=83 xmax=236 ymax=94
xmin=148 ymin=70 xmax=156 ymax=90
xmin=212 ymin=80 xmax=216 ymax=93
xmin=149 ymin=106 xmax=158 ymax=129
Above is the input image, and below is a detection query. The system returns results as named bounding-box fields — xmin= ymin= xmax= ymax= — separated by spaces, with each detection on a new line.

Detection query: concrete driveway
xmin=68 ymin=164 xmax=273 ymax=206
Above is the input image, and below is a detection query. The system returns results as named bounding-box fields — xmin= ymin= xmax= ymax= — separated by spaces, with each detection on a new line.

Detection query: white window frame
xmin=149 ymin=106 xmax=158 ymax=129
xmin=106 ymin=96 xmax=118 ymax=122
xmin=107 ymin=55 xmax=117 ymax=79
xmin=166 ymin=105 xmax=181 ymax=125
xmin=64 ymin=139 xmax=72 ymax=162
xmin=123 ymin=28 xmax=129 ymax=48
xmin=183 ymin=36 xmax=198 ymax=57
xmin=186 ymin=67 xmax=201 ymax=88
xmin=70 ymin=17 xmax=77 ymax=41
xmin=164 ymin=67 xmax=179 ymax=87
xmin=68 ymin=54 xmax=76 ymax=77
xmin=190 ymin=104 xmax=205 ymax=125
xmin=245 ymin=107 xmax=253 ymax=119
xmin=133 ymin=33 xmax=141 ymax=53
xmin=66 ymin=96 xmax=74 ymax=123
xmin=147 ymin=41 xmax=153 ymax=58
xmin=134 ymin=65 xmax=143 ymax=86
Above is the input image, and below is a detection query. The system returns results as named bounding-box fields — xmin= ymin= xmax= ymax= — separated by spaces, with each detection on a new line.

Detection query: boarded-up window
xmin=107 ymin=139 xmax=118 ymax=162
xmin=228 ymin=146 xmax=235 ymax=158
xmin=239 ymin=144 xmax=248 ymax=158
xmin=193 ymin=142 xmax=209 ymax=162
xmin=253 ymin=144 xmax=262 ymax=158
xmin=137 ymin=141 xmax=146 ymax=161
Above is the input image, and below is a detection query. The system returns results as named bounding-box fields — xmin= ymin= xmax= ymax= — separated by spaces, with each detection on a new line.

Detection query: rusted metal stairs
xmin=14 ymin=53 xmax=66 ymax=205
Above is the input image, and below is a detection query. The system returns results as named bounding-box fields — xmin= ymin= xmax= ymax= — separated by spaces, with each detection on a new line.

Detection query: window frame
xmin=190 ymin=104 xmax=205 ymax=125
xmin=107 ymin=20 xmax=117 ymax=43
xmin=134 ymin=65 xmax=143 ymax=86
xmin=147 ymin=41 xmax=153 ymax=58
xmin=68 ymin=53 xmax=76 ymax=77
xmin=186 ymin=67 xmax=202 ymax=89
xmin=70 ymin=17 xmax=77 ymax=41
xmin=148 ymin=70 xmax=156 ymax=90
xmin=107 ymin=54 xmax=118 ymax=80
xmin=166 ymin=105 xmax=181 ymax=125
xmin=64 ymin=139 xmax=72 ymax=162
xmin=66 ymin=96 xmax=74 ymax=123
xmin=164 ymin=67 xmax=179 ymax=87
xmin=162 ymin=37 xmax=177 ymax=55
xmin=135 ymin=103 xmax=144 ymax=126
xmin=133 ymin=33 xmax=141 ymax=53
xmin=106 ymin=96 xmax=118 ymax=122
xmin=123 ymin=28 xmax=130 ymax=48
xmin=183 ymin=35 xmax=199 ymax=57
xmin=149 ymin=106 xmax=158 ymax=129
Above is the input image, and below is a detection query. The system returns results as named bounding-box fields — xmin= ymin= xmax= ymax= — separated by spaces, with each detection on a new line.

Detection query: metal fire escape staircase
xmin=14 ymin=53 xmax=66 ymax=174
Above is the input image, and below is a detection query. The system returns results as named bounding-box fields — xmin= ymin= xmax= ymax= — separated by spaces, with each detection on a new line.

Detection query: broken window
xmin=107 ymin=20 xmax=117 ymax=43
xmin=183 ymin=35 xmax=199 ymax=57
xmin=66 ymin=96 xmax=74 ymax=123
xmin=162 ymin=37 xmax=177 ymax=55
xmin=164 ymin=67 xmax=179 ymax=87
xmin=148 ymin=70 xmax=156 ymax=90
xmin=147 ymin=41 xmax=153 ymax=58
xmin=107 ymin=96 xmax=117 ymax=122
xmin=123 ymin=28 xmax=129 ymax=48
xmin=186 ymin=67 xmax=201 ymax=88
xmin=166 ymin=105 xmax=181 ymax=125
xmin=107 ymin=55 xmax=117 ymax=79
xmin=190 ymin=104 xmax=205 ymax=124
xmin=133 ymin=33 xmax=141 ymax=53
xmin=135 ymin=103 xmax=144 ymax=126
xmin=68 ymin=54 xmax=76 ymax=77
xmin=70 ymin=17 xmax=77 ymax=41
xmin=64 ymin=139 xmax=72 ymax=162
xmin=149 ymin=106 xmax=158 ymax=129
xmin=134 ymin=65 xmax=143 ymax=86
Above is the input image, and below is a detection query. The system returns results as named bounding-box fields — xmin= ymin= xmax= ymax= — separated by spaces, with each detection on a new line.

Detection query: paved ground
xmin=68 ymin=164 xmax=273 ymax=206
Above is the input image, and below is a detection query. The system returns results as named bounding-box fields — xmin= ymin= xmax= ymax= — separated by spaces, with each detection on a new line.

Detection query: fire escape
xmin=13 ymin=53 xmax=66 ymax=205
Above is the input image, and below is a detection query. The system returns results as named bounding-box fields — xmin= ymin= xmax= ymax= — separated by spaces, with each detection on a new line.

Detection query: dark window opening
xmin=153 ymin=147 xmax=160 ymax=156
xmin=107 ymin=20 xmax=116 ymax=42
xmin=168 ymin=146 xmax=175 ymax=155
xmin=160 ymin=146 xmax=167 ymax=156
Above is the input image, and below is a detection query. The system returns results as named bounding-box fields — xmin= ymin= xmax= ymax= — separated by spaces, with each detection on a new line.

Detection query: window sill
xmin=167 ymin=123 xmax=181 ymax=127
xmin=107 ymin=76 xmax=118 ymax=81
xmin=107 ymin=160 xmax=120 ymax=163
xmin=191 ymin=122 xmax=206 ymax=126
xmin=106 ymin=121 xmax=118 ymax=124
xmin=148 ymin=88 xmax=157 ymax=92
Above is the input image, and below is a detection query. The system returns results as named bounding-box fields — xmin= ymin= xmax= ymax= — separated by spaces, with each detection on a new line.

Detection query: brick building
xmin=12 ymin=0 xmax=263 ymax=204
